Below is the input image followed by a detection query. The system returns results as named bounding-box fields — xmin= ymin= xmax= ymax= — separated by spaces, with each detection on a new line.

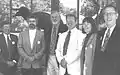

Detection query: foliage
xmin=0 ymin=0 xmax=51 ymax=32
xmin=81 ymin=0 xmax=100 ymax=17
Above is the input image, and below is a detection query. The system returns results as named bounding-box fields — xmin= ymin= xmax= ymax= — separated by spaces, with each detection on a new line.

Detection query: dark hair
xmin=102 ymin=4 xmax=118 ymax=15
xmin=66 ymin=14 xmax=76 ymax=21
xmin=27 ymin=14 xmax=37 ymax=20
xmin=82 ymin=17 xmax=97 ymax=34
xmin=27 ymin=14 xmax=38 ymax=23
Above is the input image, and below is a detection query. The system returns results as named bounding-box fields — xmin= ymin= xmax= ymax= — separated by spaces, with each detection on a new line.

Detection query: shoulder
xmin=76 ymin=29 xmax=86 ymax=38
xmin=20 ymin=30 xmax=28 ymax=35
xmin=0 ymin=33 xmax=3 ymax=39
xmin=10 ymin=34 xmax=17 ymax=37
xmin=37 ymin=29 xmax=44 ymax=35
xmin=0 ymin=33 xmax=3 ymax=36
xmin=59 ymin=31 xmax=67 ymax=36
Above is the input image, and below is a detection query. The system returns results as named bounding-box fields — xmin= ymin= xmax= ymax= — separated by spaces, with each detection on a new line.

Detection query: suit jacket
xmin=56 ymin=28 xmax=86 ymax=75
xmin=40 ymin=20 xmax=68 ymax=67
xmin=81 ymin=33 xmax=97 ymax=75
xmin=0 ymin=33 xmax=18 ymax=73
xmin=92 ymin=25 xmax=120 ymax=75
xmin=17 ymin=29 xmax=45 ymax=69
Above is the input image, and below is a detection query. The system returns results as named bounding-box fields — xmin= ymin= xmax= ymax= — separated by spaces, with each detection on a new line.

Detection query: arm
xmin=55 ymin=34 xmax=64 ymax=63
xmin=34 ymin=32 xmax=45 ymax=59
xmin=17 ymin=33 xmax=30 ymax=59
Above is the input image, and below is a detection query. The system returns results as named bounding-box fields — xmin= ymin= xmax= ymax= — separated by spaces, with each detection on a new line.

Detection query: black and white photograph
xmin=0 ymin=0 xmax=120 ymax=75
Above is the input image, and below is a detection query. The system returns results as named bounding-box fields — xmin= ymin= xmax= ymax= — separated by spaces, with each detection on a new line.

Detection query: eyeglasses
xmin=104 ymin=12 xmax=116 ymax=16
xmin=29 ymin=20 xmax=36 ymax=22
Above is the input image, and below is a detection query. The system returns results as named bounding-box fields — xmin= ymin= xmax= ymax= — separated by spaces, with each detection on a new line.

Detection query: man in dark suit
xmin=17 ymin=15 xmax=45 ymax=75
xmin=0 ymin=22 xmax=19 ymax=75
xmin=92 ymin=5 xmax=120 ymax=75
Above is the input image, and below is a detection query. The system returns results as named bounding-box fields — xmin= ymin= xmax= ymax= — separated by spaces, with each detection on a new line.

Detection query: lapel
xmin=107 ymin=25 xmax=118 ymax=45
xmin=109 ymin=25 xmax=117 ymax=40
xmin=1 ymin=33 xmax=7 ymax=47
xmin=32 ymin=30 xmax=39 ymax=49
xmin=26 ymin=30 xmax=31 ymax=49
xmin=86 ymin=34 xmax=96 ymax=47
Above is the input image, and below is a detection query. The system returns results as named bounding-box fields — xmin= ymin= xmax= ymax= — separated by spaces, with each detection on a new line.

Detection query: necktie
xmin=63 ymin=31 xmax=71 ymax=56
xmin=101 ymin=29 xmax=110 ymax=51
xmin=50 ymin=25 xmax=58 ymax=54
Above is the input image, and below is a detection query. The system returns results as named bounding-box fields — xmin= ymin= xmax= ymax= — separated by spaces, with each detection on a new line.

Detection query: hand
xmin=7 ymin=61 xmax=15 ymax=67
xmin=60 ymin=58 xmax=67 ymax=69
xmin=27 ymin=56 xmax=34 ymax=62
xmin=34 ymin=54 xmax=38 ymax=59
xmin=29 ymin=56 xmax=34 ymax=62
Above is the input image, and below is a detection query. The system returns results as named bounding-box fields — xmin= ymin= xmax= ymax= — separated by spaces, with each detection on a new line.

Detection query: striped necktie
xmin=101 ymin=29 xmax=110 ymax=52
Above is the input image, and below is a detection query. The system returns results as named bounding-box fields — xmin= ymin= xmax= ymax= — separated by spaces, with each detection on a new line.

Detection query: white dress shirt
xmin=3 ymin=33 xmax=11 ymax=46
xmin=29 ymin=29 xmax=36 ymax=49
xmin=56 ymin=27 xmax=86 ymax=75
xmin=101 ymin=25 xmax=116 ymax=46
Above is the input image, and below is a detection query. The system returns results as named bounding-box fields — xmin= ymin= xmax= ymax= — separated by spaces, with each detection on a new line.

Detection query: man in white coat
xmin=55 ymin=13 xmax=86 ymax=75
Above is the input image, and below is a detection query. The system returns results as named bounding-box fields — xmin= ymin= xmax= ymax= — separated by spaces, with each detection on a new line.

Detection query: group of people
xmin=0 ymin=4 xmax=120 ymax=75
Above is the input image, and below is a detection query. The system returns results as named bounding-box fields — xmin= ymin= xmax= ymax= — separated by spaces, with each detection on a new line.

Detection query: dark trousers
xmin=0 ymin=63 xmax=17 ymax=75
xmin=21 ymin=68 xmax=43 ymax=75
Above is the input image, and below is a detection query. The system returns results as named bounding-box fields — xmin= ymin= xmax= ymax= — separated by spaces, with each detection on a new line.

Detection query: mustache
xmin=29 ymin=23 xmax=35 ymax=26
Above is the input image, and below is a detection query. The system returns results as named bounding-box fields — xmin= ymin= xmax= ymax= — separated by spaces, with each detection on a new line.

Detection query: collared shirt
xmin=101 ymin=25 xmax=116 ymax=46
xmin=3 ymin=33 xmax=11 ymax=46
xmin=29 ymin=29 xmax=36 ymax=49
xmin=56 ymin=27 xmax=86 ymax=64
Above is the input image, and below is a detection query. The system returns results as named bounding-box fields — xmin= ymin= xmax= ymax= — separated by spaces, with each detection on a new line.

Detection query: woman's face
xmin=83 ymin=22 xmax=92 ymax=34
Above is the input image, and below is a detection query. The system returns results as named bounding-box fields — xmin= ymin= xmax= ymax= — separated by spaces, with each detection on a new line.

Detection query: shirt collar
xmin=67 ymin=27 xmax=78 ymax=33
xmin=107 ymin=24 xmax=116 ymax=36
xmin=29 ymin=29 xmax=36 ymax=32
xmin=3 ymin=33 xmax=10 ymax=37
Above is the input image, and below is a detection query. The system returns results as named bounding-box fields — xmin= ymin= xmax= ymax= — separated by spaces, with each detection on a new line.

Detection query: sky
xmin=60 ymin=0 xmax=77 ymax=8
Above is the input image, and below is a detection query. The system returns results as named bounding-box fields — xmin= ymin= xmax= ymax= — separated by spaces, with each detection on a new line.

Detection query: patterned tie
xmin=101 ymin=29 xmax=110 ymax=52
xmin=50 ymin=25 xmax=58 ymax=54
xmin=63 ymin=31 xmax=71 ymax=56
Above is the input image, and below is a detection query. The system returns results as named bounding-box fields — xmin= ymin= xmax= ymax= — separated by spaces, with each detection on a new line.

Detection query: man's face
xmin=66 ymin=16 xmax=76 ymax=30
xmin=104 ymin=7 xmax=118 ymax=28
xmin=51 ymin=12 xmax=60 ymax=24
xmin=28 ymin=18 xmax=36 ymax=29
xmin=3 ymin=24 xmax=10 ymax=35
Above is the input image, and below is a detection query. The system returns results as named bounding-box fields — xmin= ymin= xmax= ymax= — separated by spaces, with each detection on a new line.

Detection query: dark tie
xmin=63 ymin=31 xmax=71 ymax=56
xmin=101 ymin=29 xmax=110 ymax=51
xmin=63 ymin=31 xmax=71 ymax=75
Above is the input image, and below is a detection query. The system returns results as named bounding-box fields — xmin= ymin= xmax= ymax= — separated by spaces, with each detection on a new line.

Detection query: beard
xmin=29 ymin=24 xmax=36 ymax=29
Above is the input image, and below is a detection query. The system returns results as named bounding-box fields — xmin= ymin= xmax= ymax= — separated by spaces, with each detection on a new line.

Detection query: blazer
xmin=17 ymin=29 xmax=45 ymax=69
xmin=92 ymin=25 xmax=120 ymax=75
xmin=81 ymin=33 xmax=97 ymax=75
xmin=56 ymin=28 xmax=86 ymax=75
xmin=0 ymin=33 xmax=18 ymax=73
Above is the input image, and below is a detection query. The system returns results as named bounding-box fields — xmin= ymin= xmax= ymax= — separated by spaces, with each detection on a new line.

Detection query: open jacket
xmin=81 ymin=33 xmax=97 ymax=75
xmin=17 ymin=29 xmax=45 ymax=69
xmin=0 ymin=33 xmax=18 ymax=73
